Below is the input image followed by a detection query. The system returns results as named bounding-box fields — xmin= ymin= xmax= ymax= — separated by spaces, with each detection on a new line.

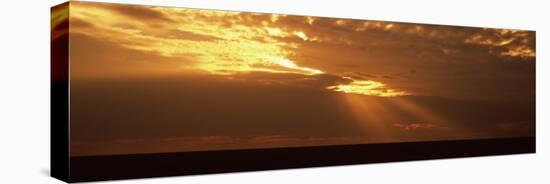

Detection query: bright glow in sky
xmin=328 ymin=78 xmax=408 ymax=97
xmin=67 ymin=1 xmax=535 ymax=98
xmin=58 ymin=1 xmax=535 ymax=156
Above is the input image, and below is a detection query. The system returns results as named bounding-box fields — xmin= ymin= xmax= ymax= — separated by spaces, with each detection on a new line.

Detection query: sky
xmin=56 ymin=2 xmax=535 ymax=156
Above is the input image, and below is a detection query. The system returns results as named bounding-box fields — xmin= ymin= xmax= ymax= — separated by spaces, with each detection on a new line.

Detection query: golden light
xmin=335 ymin=20 xmax=347 ymax=26
xmin=328 ymin=78 xmax=408 ymax=97
xmin=293 ymin=31 xmax=309 ymax=41
xmin=265 ymin=27 xmax=287 ymax=37
xmin=306 ymin=16 xmax=315 ymax=25
xmin=501 ymin=45 xmax=536 ymax=58
xmin=384 ymin=24 xmax=394 ymax=31
xmin=268 ymin=56 xmax=323 ymax=75
xmin=271 ymin=14 xmax=281 ymax=22
xmin=69 ymin=2 xmax=327 ymax=76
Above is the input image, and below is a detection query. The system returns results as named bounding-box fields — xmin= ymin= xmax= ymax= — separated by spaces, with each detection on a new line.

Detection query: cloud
xmin=249 ymin=135 xmax=295 ymax=143
xmin=65 ymin=2 xmax=535 ymax=155
xmin=71 ymin=134 xmax=379 ymax=155
xmin=327 ymin=77 xmax=409 ymax=97
xmin=392 ymin=122 xmax=439 ymax=131
xmin=141 ymin=29 xmax=222 ymax=42
xmin=464 ymin=29 xmax=535 ymax=58
xmin=69 ymin=33 xmax=193 ymax=79
xmin=70 ymin=2 xmax=324 ymax=76
xmin=68 ymin=2 xmax=535 ymax=101
xmin=81 ymin=2 xmax=174 ymax=23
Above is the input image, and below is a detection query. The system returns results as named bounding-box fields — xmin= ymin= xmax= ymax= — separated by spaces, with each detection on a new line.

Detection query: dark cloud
xmin=225 ymin=73 xmax=350 ymax=88
xmin=69 ymin=33 xmax=192 ymax=79
xmin=264 ymin=14 xmax=535 ymax=61
xmin=284 ymin=23 xmax=535 ymax=101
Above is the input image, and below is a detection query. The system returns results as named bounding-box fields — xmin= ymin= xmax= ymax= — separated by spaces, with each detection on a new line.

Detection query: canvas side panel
xmin=51 ymin=2 xmax=70 ymax=182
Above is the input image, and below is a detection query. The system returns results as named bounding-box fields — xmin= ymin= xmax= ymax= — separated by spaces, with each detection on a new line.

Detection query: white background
xmin=0 ymin=0 xmax=547 ymax=183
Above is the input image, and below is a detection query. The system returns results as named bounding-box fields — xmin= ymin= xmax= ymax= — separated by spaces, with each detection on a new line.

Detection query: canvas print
xmin=51 ymin=1 xmax=535 ymax=182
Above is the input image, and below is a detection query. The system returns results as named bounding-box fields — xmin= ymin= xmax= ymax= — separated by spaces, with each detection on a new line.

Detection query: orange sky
xmin=55 ymin=2 xmax=535 ymax=156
